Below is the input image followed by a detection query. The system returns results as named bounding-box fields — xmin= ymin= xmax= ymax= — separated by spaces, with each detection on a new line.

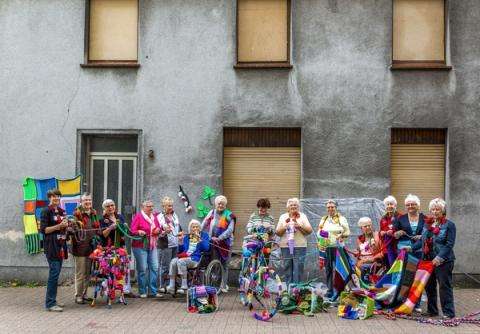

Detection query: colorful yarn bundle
xmin=89 ymin=246 xmax=129 ymax=308
xmin=187 ymin=286 xmax=218 ymax=314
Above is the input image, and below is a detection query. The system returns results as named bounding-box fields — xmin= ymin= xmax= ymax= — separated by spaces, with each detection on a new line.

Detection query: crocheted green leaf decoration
xmin=201 ymin=186 xmax=216 ymax=200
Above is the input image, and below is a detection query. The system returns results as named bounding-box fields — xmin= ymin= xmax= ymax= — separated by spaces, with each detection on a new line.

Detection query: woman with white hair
xmin=156 ymin=196 xmax=183 ymax=293
xmin=394 ymin=194 xmax=426 ymax=260
xmin=201 ymin=195 xmax=236 ymax=293
xmin=317 ymin=199 xmax=350 ymax=298
xmin=378 ymin=196 xmax=402 ymax=269
xmin=167 ymin=220 xmax=209 ymax=294
xmin=394 ymin=194 xmax=426 ymax=312
xmin=421 ymin=198 xmax=456 ymax=319
xmin=356 ymin=217 xmax=383 ymax=282
xmin=276 ymin=198 xmax=312 ymax=286
xmin=99 ymin=199 xmax=135 ymax=297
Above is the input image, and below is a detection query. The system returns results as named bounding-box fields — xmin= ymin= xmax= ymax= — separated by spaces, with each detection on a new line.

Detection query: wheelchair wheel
xmin=205 ymin=259 xmax=224 ymax=291
xmin=238 ymin=256 xmax=252 ymax=305
xmin=246 ymin=267 xmax=283 ymax=321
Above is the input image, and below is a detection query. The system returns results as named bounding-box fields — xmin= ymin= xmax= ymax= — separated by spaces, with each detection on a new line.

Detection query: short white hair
xmin=188 ymin=219 xmax=201 ymax=232
xmin=142 ymin=199 xmax=153 ymax=207
xmin=383 ymin=195 xmax=397 ymax=207
xmin=325 ymin=199 xmax=338 ymax=207
xmin=214 ymin=195 xmax=228 ymax=206
xmin=404 ymin=194 xmax=420 ymax=207
xmin=358 ymin=217 xmax=372 ymax=227
xmin=162 ymin=196 xmax=173 ymax=206
xmin=429 ymin=198 xmax=446 ymax=213
xmin=286 ymin=197 xmax=300 ymax=208
xmin=102 ymin=199 xmax=115 ymax=209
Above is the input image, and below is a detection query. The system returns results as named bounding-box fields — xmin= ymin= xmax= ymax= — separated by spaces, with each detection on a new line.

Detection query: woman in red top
xmin=378 ymin=195 xmax=401 ymax=269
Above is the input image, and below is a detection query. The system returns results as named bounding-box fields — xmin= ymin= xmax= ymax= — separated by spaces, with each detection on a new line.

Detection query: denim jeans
xmin=46 ymin=259 xmax=62 ymax=308
xmin=133 ymin=247 xmax=158 ymax=296
xmin=281 ymin=247 xmax=306 ymax=286
xmin=425 ymin=261 xmax=455 ymax=317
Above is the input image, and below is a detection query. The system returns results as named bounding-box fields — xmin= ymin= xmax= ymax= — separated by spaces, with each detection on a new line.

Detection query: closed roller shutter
xmin=391 ymin=144 xmax=445 ymax=213
xmin=224 ymin=147 xmax=300 ymax=249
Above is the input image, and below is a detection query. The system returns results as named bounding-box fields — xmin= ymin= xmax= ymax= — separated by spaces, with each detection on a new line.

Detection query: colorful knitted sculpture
xmin=89 ymin=246 xmax=129 ymax=309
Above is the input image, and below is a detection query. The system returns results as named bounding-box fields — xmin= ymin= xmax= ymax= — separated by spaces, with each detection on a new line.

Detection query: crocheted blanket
xmin=22 ymin=176 xmax=81 ymax=254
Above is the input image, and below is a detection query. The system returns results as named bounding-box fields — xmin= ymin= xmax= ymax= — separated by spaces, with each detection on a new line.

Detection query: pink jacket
xmin=130 ymin=212 xmax=161 ymax=249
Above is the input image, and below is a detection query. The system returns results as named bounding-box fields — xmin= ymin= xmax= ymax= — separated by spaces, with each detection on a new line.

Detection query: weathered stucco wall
xmin=0 ymin=0 xmax=479 ymax=281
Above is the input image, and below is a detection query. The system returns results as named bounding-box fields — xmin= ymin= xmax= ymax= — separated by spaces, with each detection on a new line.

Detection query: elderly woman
xmin=379 ymin=196 xmax=401 ymax=269
xmin=156 ymin=196 xmax=183 ymax=293
xmin=99 ymin=199 xmax=135 ymax=297
xmin=421 ymin=198 xmax=456 ymax=319
xmin=131 ymin=200 xmax=162 ymax=298
xmin=247 ymin=198 xmax=275 ymax=234
xmin=394 ymin=194 xmax=426 ymax=260
xmin=356 ymin=217 xmax=383 ymax=283
xmin=167 ymin=220 xmax=210 ymax=294
xmin=276 ymin=198 xmax=312 ymax=286
xmin=201 ymin=195 xmax=235 ymax=293
xmin=318 ymin=199 xmax=350 ymax=298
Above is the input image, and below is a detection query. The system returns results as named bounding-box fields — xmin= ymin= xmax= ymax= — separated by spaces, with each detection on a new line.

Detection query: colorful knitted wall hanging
xmin=196 ymin=186 xmax=216 ymax=219
xmin=22 ymin=176 xmax=81 ymax=255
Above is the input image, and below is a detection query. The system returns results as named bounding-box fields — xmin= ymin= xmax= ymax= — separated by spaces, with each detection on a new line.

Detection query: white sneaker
xmin=155 ymin=293 xmax=164 ymax=298
xmin=47 ymin=305 xmax=63 ymax=312
xmin=166 ymin=286 xmax=175 ymax=294
xmin=414 ymin=307 xmax=422 ymax=313
xmin=220 ymin=285 xmax=229 ymax=293
xmin=139 ymin=294 xmax=147 ymax=298
xmin=176 ymin=288 xmax=185 ymax=294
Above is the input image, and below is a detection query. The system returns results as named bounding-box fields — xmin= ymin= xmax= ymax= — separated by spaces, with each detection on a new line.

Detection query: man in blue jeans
xmin=40 ymin=189 xmax=69 ymax=312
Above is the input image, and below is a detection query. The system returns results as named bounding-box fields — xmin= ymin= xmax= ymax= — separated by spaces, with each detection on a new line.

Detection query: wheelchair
xmin=170 ymin=250 xmax=224 ymax=296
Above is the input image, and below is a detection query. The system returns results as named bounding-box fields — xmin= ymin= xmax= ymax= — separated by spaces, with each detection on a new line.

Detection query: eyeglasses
xmin=105 ymin=204 xmax=115 ymax=208
xmin=406 ymin=203 xmax=417 ymax=207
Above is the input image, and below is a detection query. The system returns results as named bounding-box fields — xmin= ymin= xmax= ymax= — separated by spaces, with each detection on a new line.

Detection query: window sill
xmin=234 ymin=62 xmax=293 ymax=69
xmin=390 ymin=62 xmax=452 ymax=71
xmin=80 ymin=62 xmax=140 ymax=68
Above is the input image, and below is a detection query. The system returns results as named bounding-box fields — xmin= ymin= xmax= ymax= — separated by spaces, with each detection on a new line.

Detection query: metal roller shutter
xmin=224 ymin=147 xmax=301 ymax=249
xmin=391 ymin=144 xmax=445 ymax=213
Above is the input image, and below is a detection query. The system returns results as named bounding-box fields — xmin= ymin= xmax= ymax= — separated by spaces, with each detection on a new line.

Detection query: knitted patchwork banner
xmin=394 ymin=260 xmax=433 ymax=314
xmin=22 ymin=176 xmax=81 ymax=255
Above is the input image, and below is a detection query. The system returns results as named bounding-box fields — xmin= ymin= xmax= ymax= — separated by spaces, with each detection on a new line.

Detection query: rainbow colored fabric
xmin=22 ymin=176 xmax=81 ymax=255
xmin=394 ymin=260 xmax=433 ymax=314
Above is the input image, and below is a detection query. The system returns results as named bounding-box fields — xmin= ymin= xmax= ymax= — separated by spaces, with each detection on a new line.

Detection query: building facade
xmin=1 ymin=0 xmax=479 ymax=281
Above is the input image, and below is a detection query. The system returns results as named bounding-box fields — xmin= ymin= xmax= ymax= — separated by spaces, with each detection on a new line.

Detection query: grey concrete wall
xmin=0 ymin=0 xmax=479 ymax=281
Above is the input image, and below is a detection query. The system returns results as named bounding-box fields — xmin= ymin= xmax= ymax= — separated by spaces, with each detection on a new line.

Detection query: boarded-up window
xmin=88 ymin=0 xmax=138 ymax=62
xmin=391 ymin=129 xmax=446 ymax=213
xmin=393 ymin=0 xmax=445 ymax=63
xmin=237 ymin=0 xmax=289 ymax=63
xmin=224 ymin=128 xmax=300 ymax=249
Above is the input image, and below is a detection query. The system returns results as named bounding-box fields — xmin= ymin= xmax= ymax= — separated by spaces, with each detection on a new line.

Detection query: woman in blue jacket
xmin=421 ymin=198 xmax=456 ymax=319
xmin=394 ymin=194 xmax=426 ymax=260
xmin=166 ymin=219 xmax=210 ymax=294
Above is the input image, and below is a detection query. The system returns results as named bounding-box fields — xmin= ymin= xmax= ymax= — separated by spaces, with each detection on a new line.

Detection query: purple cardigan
xmin=130 ymin=212 xmax=160 ymax=249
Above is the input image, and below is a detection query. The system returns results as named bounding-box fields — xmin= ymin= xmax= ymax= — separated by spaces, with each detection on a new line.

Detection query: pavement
xmin=0 ymin=286 xmax=479 ymax=333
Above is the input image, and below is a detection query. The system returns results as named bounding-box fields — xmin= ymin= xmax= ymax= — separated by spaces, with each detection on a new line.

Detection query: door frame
xmin=76 ymin=129 xmax=143 ymax=215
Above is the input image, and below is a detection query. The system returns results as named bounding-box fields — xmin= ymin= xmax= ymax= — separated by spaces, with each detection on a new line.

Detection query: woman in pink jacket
xmin=131 ymin=200 xmax=162 ymax=298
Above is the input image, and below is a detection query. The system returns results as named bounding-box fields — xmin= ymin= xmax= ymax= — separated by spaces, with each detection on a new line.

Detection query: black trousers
xmin=425 ymin=261 xmax=455 ymax=317
xmin=325 ymin=247 xmax=337 ymax=295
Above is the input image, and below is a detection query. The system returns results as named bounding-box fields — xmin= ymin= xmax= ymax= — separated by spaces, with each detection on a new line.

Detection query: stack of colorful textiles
xmin=187 ymin=286 xmax=218 ymax=314
xmin=337 ymin=291 xmax=374 ymax=320
xmin=279 ymin=282 xmax=329 ymax=316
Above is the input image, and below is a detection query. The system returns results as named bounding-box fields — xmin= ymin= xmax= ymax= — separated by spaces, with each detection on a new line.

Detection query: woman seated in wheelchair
xmin=356 ymin=217 xmax=384 ymax=283
xmin=167 ymin=219 xmax=210 ymax=294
